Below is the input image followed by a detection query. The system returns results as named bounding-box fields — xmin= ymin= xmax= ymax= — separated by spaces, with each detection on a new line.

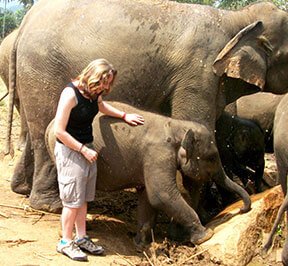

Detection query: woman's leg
xmin=75 ymin=202 xmax=87 ymax=238
xmin=61 ymin=206 xmax=78 ymax=241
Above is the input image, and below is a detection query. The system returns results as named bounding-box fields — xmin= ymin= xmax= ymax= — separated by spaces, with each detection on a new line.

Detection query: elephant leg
xmin=144 ymin=170 xmax=213 ymax=245
xmin=176 ymin=173 xmax=216 ymax=225
xmin=263 ymin=158 xmax=288 ymax=252
xmin=180 ymin=175 xmax=213 ymax=223
xmin=11 ymin=134 xmax=33 ymax=195
xmin=28 ymin=141 xmax=62 ymax=213
xmin=253 ymin=160 xmax=265 ymax=193
xmin=277 ymin=158 xmax=288 ymax=196
xmin=134 ymin=187 xmax=158 ymax=249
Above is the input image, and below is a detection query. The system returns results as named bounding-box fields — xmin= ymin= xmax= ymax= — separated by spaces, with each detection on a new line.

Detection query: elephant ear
xmin=181 ymin=129 xmax=195 ymax=161
xmin=213 ymin=21 xmax=273 ymax=90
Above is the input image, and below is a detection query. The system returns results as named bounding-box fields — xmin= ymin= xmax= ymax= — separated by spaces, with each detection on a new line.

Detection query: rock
xmin=202 ymin=185 xmax=283 ymax=266
xmin=263 ymin=153 xmax=278 ymax=187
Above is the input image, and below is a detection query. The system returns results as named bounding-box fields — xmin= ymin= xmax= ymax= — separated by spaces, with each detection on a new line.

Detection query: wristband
xmin=79 ymin=144 xmax=84 ymax=153
xmin=122 ymin=112 xmax=126 ymax=120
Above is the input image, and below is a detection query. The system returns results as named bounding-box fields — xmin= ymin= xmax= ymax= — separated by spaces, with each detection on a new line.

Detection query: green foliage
xmin=0 ymin=1 xmax=31 ymax=39
xmin=0 ymin=0 xmax=34 ymax=8
xmin=173 ymin=0 xmax=288 ymax=10
xmin=276 ymin=224 xmax=283 ymax=236
xmin=218 ymin=0 xmax=288 ymax=10
xmin=14 ymin=5 xmax=27 ymax=24
xmin=0 ymin=10 xmax=16 ymax=38
xmin=173 ymin=0 xmax=216 ymax=5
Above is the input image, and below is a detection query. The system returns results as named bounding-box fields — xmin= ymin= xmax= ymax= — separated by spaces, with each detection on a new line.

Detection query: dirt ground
xmin=0 ymin=81 xmax=285 ymax=266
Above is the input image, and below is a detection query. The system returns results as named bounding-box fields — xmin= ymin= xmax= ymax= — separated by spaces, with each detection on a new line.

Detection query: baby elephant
xmin=46 ymin=102 xmax=251 ymax=248
xmin=263 ymin=93 xmax=288 ymax=266
xmin=216 ymin=111 xmax=265 ymax=194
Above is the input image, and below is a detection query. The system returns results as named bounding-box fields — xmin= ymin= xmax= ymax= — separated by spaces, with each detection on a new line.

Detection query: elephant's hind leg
xmin=11 ymin=134 xmax=33 ymax=195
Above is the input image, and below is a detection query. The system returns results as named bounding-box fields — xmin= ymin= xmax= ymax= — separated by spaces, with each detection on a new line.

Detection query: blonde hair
xmin=76 ymin=58 xmax=117 ymax=95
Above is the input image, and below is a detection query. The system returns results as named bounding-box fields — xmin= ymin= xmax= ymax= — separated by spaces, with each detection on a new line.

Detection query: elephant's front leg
xmin=134 ymin=186 xmax=158 ymax=250
xmin=144 ymin=168 xmax=213 ymax=245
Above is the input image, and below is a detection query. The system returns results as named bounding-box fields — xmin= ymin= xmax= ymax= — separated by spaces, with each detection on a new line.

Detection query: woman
xmin=54 ymin=58 xmax=144 ymax=261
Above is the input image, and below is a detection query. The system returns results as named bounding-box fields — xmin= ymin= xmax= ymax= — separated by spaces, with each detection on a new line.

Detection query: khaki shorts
xmin=54 ymin=142 xmax=97 ymax=208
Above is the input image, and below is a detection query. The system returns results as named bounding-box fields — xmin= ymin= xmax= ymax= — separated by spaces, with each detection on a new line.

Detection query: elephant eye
xmin=205 ymin=154 xmax=217 ymax=163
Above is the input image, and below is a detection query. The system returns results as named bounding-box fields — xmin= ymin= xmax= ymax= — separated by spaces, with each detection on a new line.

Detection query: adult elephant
xmin=0 ymin=29 xmax=28 ymax=152
xmin=7 ymin=0 xmax=288 ymax=212
xmin=263 ymin=93 xmax=288 ymax=266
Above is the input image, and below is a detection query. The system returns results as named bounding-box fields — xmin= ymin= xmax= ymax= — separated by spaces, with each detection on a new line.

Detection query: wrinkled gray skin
xmin=263 ymin=93 xmax=288 ymax=266
xmin=8 ymin=0 xmax=288 ymax=212
xmin=0 ymin=29 xmax=28 ymax=152
xmin=225 ymin=92 xmax=284 ymax=153
xmin=46 ymin=102 xmax=251 ymax=247
xmin=216 ymin=111 xmax=265 ymax=194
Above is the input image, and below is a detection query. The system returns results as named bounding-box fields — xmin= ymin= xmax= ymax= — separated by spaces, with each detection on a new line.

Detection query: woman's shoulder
xmin=61 ymin=86 xmax=76 ymax=101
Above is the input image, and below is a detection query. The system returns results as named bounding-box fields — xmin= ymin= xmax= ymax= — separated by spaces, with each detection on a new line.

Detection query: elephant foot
xmin=29 ymin=193 xmax=62 ymax=214
xmin=168 ymin=221 xmax=213 ymax=245
xmin=11 ymin=182 xmax=32 ymax=196
xmin=190 ymin=228 xmax=214 ymax=245
xmin=133 ymin=223 xmax=153 ymax=251
xmin=11 ymin=168 xmax=33 ymax=196
xmin=133 ymin=236 xmax=150 ymax=253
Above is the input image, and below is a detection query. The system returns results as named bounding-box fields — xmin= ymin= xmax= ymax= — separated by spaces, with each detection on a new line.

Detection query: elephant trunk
xmin=4 ymin=36 xmax=17 ymax=155
xmin=213 ymin=168 xmax=251 ymax=213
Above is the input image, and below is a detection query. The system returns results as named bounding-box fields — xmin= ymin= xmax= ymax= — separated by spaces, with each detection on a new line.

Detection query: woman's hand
xmin=80 ymin=145 xmax=98 ymax=163
xmin=124 ymin=113 xmax=144 ymax=126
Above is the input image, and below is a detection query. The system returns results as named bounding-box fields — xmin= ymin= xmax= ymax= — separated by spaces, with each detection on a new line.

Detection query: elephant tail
xmin=262 ymin=193 xmax=288 ymax=253
xmin=4 ymin=3 xmax=33 ymax=155
xmin=4 ymin=33 xmax=18 ymax=155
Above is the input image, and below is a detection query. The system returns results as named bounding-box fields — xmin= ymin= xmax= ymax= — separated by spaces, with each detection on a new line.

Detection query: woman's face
xmin=90 ymin=72 xmax=114 ymax=96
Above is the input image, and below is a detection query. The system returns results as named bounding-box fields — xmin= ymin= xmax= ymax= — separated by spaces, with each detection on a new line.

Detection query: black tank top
xmin=65 ymin=82 xmax=100 ymax=144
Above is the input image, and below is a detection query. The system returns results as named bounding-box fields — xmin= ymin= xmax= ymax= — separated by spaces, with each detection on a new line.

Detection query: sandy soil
xmin=0 ymin=81 xmax=285 ymax=266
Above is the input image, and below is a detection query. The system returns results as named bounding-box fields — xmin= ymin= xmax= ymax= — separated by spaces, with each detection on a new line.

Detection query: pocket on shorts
xmin=58 ymin=176 xmax=77 ymax=202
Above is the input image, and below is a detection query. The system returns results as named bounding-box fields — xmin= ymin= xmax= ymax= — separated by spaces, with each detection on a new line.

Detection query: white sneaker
xmin=75 ymin=235 xmax=104 ymax=255
xmin=57 ymin=239 xmax=88 ymax=261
